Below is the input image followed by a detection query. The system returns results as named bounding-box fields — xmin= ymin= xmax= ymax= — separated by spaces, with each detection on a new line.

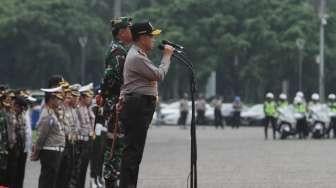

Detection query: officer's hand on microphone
xmin=162 ymin=44 xmax=175 ymax=58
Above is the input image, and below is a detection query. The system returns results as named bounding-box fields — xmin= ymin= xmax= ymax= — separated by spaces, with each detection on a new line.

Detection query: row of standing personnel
xmin=0 ymin=16 xmax=175 ymax=188
xmin=0 ymin=79 xmax=108 ymax=188
xmin=263 ymin=92 xmax=336 ymax=140
xmin=178 ymin=94 xmax=243 ymax=129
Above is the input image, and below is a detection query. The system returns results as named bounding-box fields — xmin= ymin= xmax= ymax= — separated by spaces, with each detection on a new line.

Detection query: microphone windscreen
xmin=158 ymin=44 xmax=165 ymax=50
xmin=162 ymin=40 xmax=169 ymax=45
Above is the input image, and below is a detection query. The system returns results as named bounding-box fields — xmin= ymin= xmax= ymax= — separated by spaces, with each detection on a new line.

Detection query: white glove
xmin=95 ymin=123 xmax=104 ymax=136
xmin=101 ymin=126 xmax=107 ymax=132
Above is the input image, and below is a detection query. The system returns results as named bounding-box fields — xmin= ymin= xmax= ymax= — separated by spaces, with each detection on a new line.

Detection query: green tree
xmin=0 ymin=0 xmax=108 ymax=88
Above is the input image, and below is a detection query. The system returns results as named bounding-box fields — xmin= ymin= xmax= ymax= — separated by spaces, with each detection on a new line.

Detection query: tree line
xmin=1 ymin=0 xmax=336 ymax=102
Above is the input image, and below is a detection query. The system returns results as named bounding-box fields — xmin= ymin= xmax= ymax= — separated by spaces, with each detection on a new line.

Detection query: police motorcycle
xmin=308 ymin=103 xmax=330 ymax=139
xmin=277 ymin=105 xmax=297 ymax=139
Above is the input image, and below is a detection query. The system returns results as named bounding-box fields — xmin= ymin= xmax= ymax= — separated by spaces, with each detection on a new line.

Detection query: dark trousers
xmin=232 ymin=111 xmax=241 ymax=129
xmin=0 ymin=153 xmax=8 ymax=186
xmin=39 ymin=150 xmax=62 ymax=188
xmin=90 ymin=133 xmax=106 ymax=179
xmin=119 ymin=94 xmax=156 ymax=188
xmin=70 ymin=140 xmax=92 ymax=188
xmin=214 ymin=108 xmax=223 ymax=128
xmin=264 ymin=116 xmax=277 ymax=139
xmin=297 ymin=117 xmax=307 ymax=139
xmin=7 ymin=148 xmax=27 ymax=188
xmin=196 ymin=110 xmax=206 ymax=125
xmin=327 ymin=117 xmax=336 ymax=138
xmin=56 ymin=140 xmax=77 ymax=188
xmin=178 ymin=111 xmax=188 ymax=127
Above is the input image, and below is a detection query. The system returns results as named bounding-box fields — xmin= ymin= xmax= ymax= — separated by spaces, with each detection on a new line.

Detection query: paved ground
xmin=24 ymin=126 xmax=336 ymax=188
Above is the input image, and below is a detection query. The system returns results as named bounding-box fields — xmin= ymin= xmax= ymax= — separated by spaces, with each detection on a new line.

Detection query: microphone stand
xmin=172 ymin=53 xmax=197 ymax=188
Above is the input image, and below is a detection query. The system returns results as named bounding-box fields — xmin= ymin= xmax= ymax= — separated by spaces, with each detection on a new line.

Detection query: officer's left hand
xmin=30 ymin=145 xmax=39 ymax=161
xmin=116 ymin=96 xmax=125 ymax=114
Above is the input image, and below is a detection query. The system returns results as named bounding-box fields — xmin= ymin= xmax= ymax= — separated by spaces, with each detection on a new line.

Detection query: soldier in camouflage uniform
xmin=0 ymin=86 xmax=9 ymax=186
xmin=7 ymin=94 xmax=28 ymax=188
xmin=101 ymin=17 xmax=133 ymax=188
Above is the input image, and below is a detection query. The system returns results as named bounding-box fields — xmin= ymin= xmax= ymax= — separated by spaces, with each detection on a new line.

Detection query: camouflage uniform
xmin=100 ymin=17 xmax=132 ymax=187
xmin=102 ymin=40 xmax=127 ymax=102
xmin=102 ymin=39 xmax=128 ymax=187
xmin=7 ymin=109 xmax=27 ymax=188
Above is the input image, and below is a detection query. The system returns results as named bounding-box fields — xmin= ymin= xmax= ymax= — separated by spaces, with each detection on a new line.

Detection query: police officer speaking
xmin=118 ymin=21 xmax=175 ymax=188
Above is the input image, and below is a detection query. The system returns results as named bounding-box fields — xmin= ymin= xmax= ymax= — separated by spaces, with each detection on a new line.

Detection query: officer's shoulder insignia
xmin=137 ymin=50 xmax=146 ymax=57
xmin=48 ymin=117 xmax=54 ymax=127
xmin=110 ymin=41 xmax=124 ymax=52
xmin=110 ymin=45 xmax=118 ymax=53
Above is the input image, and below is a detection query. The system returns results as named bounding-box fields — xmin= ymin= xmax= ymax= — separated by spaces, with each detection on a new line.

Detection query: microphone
xmin=158 ymin=44 xmax=182 ymax=54
xmin=158 ymin=44 xmax=193 ymax=69
xmin=162 ymin=40 xmax=184 ymax=50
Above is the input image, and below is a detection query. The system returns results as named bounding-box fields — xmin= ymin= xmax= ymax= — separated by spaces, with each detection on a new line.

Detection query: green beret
xmin=110 ymin=17 xmax=132 ymax=30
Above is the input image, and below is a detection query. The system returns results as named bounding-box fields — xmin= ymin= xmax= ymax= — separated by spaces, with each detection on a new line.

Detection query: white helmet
xmin=279 ymin=93 xmax=287 ymax=100
xmin=328 ymin=93 xmax=336 ymax=100
xmin=294 ymin=96 xmax=303 ymax=104
xmin=266 ymin=92 xmax=274 ymax=99
xmin=296 ymin=91 xmax=304 ymax=98
xmin=311 ymin=93 xmax=319 ymax=101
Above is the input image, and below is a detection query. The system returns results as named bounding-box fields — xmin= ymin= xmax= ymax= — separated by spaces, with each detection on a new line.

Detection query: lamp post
xmin=78 ymin=36 xmax=88 ymax=84
xmin=296 ymin=38 xmax=305 ymax=92
xmin=319 ymin=0 xmax=327 ymax=102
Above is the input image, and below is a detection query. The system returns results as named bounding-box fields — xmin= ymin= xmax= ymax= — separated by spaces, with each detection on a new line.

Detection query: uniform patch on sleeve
xmin=137 ymin=50 xmax=146 ymax=57
xmin=48 ymin=118 xmax=54 ymax=127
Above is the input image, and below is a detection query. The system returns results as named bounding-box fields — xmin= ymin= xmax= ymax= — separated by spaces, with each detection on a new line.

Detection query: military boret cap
xmin=131 ymin=22 xmax=161 ymax=38
xmin=79 ymin=83 xmax=94 ymax=97
xmin=41 ymin=86 xmax=64 ymax=100
xmin=111 ymin=17 xmax=132 ymax=30
xmin=70 ymin=84 xmax=81 ymax=97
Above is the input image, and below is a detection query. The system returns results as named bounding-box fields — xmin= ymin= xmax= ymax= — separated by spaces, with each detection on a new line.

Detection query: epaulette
xmin=109 ymin=42 xmax=120 ymax=53
xmin=137 ymin=50 xmax=146 ymax=57
xmin=48 ymin=117 xmax=54 ymax=127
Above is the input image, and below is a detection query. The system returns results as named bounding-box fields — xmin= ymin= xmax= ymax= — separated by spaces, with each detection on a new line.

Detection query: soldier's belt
xmin=66 ymin=134 xmax=78 ymax=141
xmin=42 ymin=146 xmax=64 ymax=152
xmin=106 ymin=132 xmax=124 ymax=139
